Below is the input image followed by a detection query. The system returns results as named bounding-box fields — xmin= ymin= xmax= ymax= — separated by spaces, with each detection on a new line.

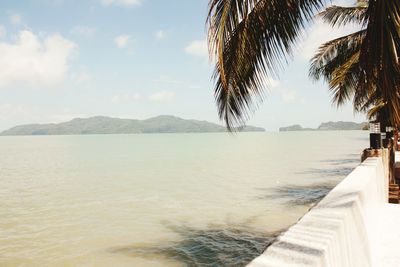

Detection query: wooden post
xmin=361 ymin=147 xmax=399 ymax=203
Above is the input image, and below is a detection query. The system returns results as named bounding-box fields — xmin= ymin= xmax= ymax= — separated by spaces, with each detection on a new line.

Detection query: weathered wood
xmin=362 ymin=147 xmax=398 ymax=203
xmin=388 ymin=183 xmax=398 ymax=203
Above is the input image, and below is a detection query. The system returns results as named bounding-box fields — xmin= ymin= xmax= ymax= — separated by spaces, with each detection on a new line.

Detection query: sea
xmin=0 ymin=131 xmax=368 ymax=266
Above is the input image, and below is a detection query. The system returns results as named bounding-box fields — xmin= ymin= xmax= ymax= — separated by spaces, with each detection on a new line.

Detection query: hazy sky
xmin=0 ymin=0 xmax=365 ymax=131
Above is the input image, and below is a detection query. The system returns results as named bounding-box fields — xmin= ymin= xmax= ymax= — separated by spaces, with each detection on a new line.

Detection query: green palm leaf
xmin=208 ymin=0 xmax=400 ymax=128
xmin=309 ymin=30 xmax=366 ymax=108
xmin=319 ymin=4 xmax=368 ymax=28
xmin=330 ymin=52 xmax=361 ymax=107
xmin=207 ymin=0 xmax=326 ymax=129
xmin=310 ymin=30 xmax=365 ymax=81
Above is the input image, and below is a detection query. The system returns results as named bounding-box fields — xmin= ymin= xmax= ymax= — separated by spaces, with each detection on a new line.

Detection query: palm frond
xmin=367 ymin=100 xmax=392 ymax=128
xmin=207 ymin=0 xmax=326 ymax=129
xmin=309 ymin=30 xmax=365 ymax=81
xmin=329 ymin=52 xmax=360 ymax=107
xmin=354 ymin=87 xmax=381 ymax=113
xmin=309 ymin=30 xmax=366 ymax=107
xmin=359 ymin=0 xmax=400 ymax=126
xmin=367 ymin=100 xmax=385 ymax=120
xmin=319 ymin=5 xmax=368 ymax=28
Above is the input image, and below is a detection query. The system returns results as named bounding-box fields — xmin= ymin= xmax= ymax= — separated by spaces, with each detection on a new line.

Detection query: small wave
xmin=258 ymin=184 xmax=334 ymax=206
xmin=110 ymin=224 xmax=278 ymax=267
xmin=319 ymin=158 xmax=360 ymax=165
xmin=295 ymin=167 xmax=355 ymax=177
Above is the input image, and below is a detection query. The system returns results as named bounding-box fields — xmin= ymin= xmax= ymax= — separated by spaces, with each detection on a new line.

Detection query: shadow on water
xmin=109 ymin=223 xmax=279 ymax=267
xmin=295 ymin=166 xmax=355 ymax=177
xmin=296 ymin=154 xmax=361 ymax=177
xmin=257 ymin=183 xmax=335 ymax=206
xmin=111 ymin=155 xmax=361 ymax=266
xmin=259 ymin=154 xmax=361 ymax=206
xmin=319 ymin=158 xmax=360 ymax=166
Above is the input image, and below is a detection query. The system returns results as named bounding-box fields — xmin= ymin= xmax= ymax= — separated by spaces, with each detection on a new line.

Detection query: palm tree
xmin=310 ymin=1 xmax=400 ymax=131
xmin=207 ymin=0 xmax=400 ymax=129
xmin=360 ymin=0 xmax=400 ymax=127
xmin=309 ymin=1 xmax=367 ymax=111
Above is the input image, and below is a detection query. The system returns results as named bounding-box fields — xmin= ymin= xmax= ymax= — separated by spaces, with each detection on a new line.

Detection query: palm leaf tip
xmin=319 ymin=5 xmax=367 ymax=27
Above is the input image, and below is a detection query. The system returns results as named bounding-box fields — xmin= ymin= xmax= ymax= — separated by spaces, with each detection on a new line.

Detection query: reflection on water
xmin=111 ymin=224 xmax=278 ymax=267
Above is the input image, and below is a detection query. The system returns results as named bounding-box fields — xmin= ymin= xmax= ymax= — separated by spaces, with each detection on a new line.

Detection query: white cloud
xmin=101 ymin=0 xmax=142 ymax=7
xmin=155 ymin=30 xmax=166 ymax=40
xmin=9 ymin=13 xmax=22 ymax=25
xmin=114 ymin=34 xmax=130 ymax=48
xmin=71 ymin=25 xmax=96 ymax=38
xmin=149 ymin=90 xmax=175 ymax=102
xmin=185 ymin=39 xmax=208 ymax=58
xmin=281 ymin=89 xmax=305 ymax=104
xmin=0 ymin=30 xmax=76 ymax=88
xmin=112 ymin=93 xmax=141 ymax=103
xmin=264 ymin=78 xmax=305 ymax=104
xmin=298 ymin=18 xmax=358 ymax=59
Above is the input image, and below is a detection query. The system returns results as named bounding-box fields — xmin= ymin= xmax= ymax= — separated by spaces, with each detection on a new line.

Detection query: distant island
xmin=279 ymin=121 xmax=368 ymax=132
xmin=0 ymin=115 xmax=265 ymax=136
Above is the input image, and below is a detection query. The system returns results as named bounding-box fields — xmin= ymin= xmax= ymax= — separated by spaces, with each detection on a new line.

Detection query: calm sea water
xmin=0 ymin=131 xmax=368 ymax=267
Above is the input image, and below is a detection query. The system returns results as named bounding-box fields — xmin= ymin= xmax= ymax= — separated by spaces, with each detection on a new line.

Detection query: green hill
xmin=317 ymin=121 xmax=368 ymax=130
xmin=279 ymin=121 xmax=368 ymax=132
xmin=0 ymin=115 xmax=265 ymax=136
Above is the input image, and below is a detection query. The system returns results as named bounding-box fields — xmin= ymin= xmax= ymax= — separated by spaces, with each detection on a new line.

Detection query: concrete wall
xmin=248 ymin=156 xmax=388 ymax=267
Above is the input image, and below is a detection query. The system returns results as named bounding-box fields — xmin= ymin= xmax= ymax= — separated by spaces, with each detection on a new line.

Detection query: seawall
xmin=247 ymin=155 xmax=399 ymax=267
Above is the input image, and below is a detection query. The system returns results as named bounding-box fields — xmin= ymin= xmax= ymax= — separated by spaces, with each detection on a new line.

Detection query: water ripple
xmin=110 ymin=224 xmax=278 ymax=267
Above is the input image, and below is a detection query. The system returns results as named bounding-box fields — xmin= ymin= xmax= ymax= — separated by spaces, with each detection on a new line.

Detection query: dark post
xmin=369 ymin=122 xmax=382 ymax=149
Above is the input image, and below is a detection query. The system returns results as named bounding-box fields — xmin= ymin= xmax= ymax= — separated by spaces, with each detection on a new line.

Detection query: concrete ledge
xmin=248 ymin=157 xmax=388 ymax=267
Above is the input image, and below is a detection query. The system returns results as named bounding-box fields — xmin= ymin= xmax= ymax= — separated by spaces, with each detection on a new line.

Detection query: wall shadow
xmin=109 ymin=223 xmax=280 ymax=267
xmin=295 ymin=167 xmax=355 ymax=177
xmin=319 ymin=158 xmax=360 ymax=166
xmin=257 ymin=183 xmax=335 ymax=206
xmin=258 ymin=154 xmax=360 ymax=207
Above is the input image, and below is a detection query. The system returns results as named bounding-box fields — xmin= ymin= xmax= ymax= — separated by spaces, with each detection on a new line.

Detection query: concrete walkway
xmin=376 ymin=204 xmax=400 ymax=267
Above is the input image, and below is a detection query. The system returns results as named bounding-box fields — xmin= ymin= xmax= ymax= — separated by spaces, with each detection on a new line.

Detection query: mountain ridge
xmin=279 ymin=121 xmax=368 ymax=132
xmin=0 ymin=115 xmax=265 ymax=136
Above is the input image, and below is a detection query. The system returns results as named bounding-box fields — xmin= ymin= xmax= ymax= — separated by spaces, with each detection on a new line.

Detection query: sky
xmin=0 ymin=0 xmax=365 ymax=131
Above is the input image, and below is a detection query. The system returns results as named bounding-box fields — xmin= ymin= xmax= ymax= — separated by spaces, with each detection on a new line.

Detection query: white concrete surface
xmin=375 ymin=204 xmax=400 ymax=267
xmin=248 ymin=156 xmax=400 ymax=267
